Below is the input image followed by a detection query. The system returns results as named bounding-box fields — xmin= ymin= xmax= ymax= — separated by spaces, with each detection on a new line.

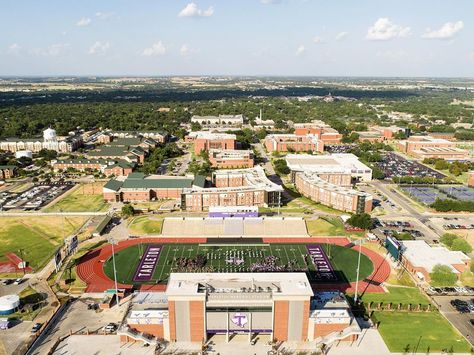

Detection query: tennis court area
xmin=400 ymin=186 xmax=450 ymax=205
xmin=103 ymin=243 xmax=373 ymax=286
xmin=438 ymin=185 xmax=474 ymax=202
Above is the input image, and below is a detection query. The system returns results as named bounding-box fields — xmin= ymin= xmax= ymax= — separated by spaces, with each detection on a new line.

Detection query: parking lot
xmin=432 ymin=295 xmax=474 ymax=346
xmin=0 ymin=182 xmax=74 ymax=211
xmin=30 ymin=297 xmax=128 ymax=355
xmin=372 ymin=219 xmax=424 ymax=240
xmin=324 ymin=144 xmax=356 ymax=153
xmin=375 ymin=153 xmax=445 ymax=180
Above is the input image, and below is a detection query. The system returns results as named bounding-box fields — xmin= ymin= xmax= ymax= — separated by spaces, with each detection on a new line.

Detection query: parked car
xmin=104 ymin=323 xmax=117 ymax=333
xmin=13 ymin=278 xmax=23 ymax=285
xmin=31 ymin=323 xmax=42 ymax=333
xmin=1 ymin=279 xmax=13 ymax=286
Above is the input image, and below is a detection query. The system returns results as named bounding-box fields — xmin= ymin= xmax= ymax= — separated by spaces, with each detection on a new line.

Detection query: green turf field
xmin=374 ymin=312 xmax=472 ymax=353
xmin=103 ymin=243 xmax=373 ymax=285
xmin=0 ymin=216 xmax=87 ymax=271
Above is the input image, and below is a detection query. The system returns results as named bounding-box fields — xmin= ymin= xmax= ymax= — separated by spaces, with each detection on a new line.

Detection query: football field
xmin=103 ymin=243 xmax=373 ymax=285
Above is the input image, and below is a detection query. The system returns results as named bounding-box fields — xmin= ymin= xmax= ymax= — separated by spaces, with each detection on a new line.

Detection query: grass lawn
xmin=0 ymin=216 xmax=87 ymax=270
xmin=8 ymin=286 xmax=45 ymax=321
xmin=375 ymin=312 xmax=472 ymax=353
xmin=128 ymin=216 xmax=163 ymax=235
xmin=44 ymin=182 xmax=109 ymax=212
xmin=103 ymin=243 xmax=373 ymax=285
xmin=305 ymin=217 xmax=365 ymax=237
xmin=358 ymin=286 xmax=431 ymax=306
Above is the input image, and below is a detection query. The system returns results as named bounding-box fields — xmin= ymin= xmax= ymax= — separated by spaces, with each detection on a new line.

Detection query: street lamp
xmin=108 ymin=237 xmax=120 ymax=307
xmin=353 ymin=239 xmax=363 ymax=304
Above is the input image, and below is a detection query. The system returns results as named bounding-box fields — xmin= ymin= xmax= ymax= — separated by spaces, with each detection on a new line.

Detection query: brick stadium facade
xmin=119 ymin=274 xmax=360 ymax=345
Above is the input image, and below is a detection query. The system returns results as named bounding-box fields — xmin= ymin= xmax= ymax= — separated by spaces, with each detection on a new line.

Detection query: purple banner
xmin=307 ymin=244 xmax=337 ymax=281
xmin=133 ymin=245 xmax=162 ymax=282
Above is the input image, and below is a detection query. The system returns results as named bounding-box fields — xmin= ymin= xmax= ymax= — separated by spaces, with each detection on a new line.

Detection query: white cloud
xmin=335 ymin=32 xmax=348 ymax=41
xmin=422 ymin=21 xmax=464 ymax=39
xmin=7 ymin=43 xmax=21 ymax=54
xmin=76 ymin=17 xmax=91 ymax=27
xmin=296 ymin=45 xmax=305 ymax=56
xmin=31 ymin=43 xmax=70 ymax=57
xmin=366 ymin=18 xmax=411 ymax=41
xmin=95 ymin=12 xmax=115 ymax=20
xmin=180 ymin=44 xmax=190 ymax=56
xmin=142 ymin=41 xmax=166 ymax=56
xmin=313 ymin=36 xmax=324 ymax=44
xmin=178 ymin=3 xmax=214 ymax=18
xmin=89 ymin=41 xmax=110 ymax=55
xmin=260 ymin=0 xmax=282 ymax=4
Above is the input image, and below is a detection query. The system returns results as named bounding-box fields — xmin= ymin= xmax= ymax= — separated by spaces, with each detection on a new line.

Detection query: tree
xmin=440 ymin=233 xmax=458 ymax=248
xmin=430 ymin=264 xmax=457 ymax=286
xmin=347 ymin=213 xmax=373 ymax=230
xmin=191 ymin=122 xmax=201 ymax=131
xmin=273 ymin=159 xmax=290 ymax=175
xmin=451 ymin=238 xmax=472 ymax=254
xmin=121 ymin=204 xmax=135 ymax=218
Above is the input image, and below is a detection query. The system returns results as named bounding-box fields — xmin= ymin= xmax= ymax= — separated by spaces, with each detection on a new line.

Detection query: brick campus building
xmin=103 ymin=167 xmax=282 ymax=211
xmin=286 ymin=154 xmax=373 ymax=213
xmin=185 ymin=131 xmax=237 ymax=154
xmin=119 ymin=273 xmax=360 ymax=344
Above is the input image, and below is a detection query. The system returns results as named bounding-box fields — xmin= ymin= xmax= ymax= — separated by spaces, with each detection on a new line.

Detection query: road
xmin=432 ymin=296 xmax=474 ymax=347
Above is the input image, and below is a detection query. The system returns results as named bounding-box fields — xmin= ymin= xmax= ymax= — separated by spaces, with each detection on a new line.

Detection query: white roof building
xmin=286 ymin=153 xmax=372 ymax=181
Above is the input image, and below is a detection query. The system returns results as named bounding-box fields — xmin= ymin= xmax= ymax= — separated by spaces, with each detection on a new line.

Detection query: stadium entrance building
xmin=119 ymin=273 xmax=360 ymax=345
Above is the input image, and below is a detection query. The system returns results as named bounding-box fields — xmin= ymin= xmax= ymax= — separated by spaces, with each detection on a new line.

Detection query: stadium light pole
xmin=353 ymin=240 xmax=362 ymax=304
xmin=108 ymin=237 xmax=120 ymax=307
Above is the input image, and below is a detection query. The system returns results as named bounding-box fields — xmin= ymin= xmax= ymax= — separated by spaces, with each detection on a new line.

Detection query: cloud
xmin=335 ymin=32 xmax=348 ymax=41
xmin=142 ymin=41 xmax=166 ymax=56
xmin=178 ymin=3 xmax=214 ymax=18
xmin=7 ymin=43 xmax=21 ymax=54
xmin=76 ymin=17 xmax=91 ymax=27
xmin=31 ymin=43 xmax=70 ymax=57
xmin=260 ymin=0 xmax=282 ymax=4
xmin=422 ymin=21 xmax=464 ymax=39
xmin=89 ymin=41 xmax=110 ymax=55
xmin=180 ymin=44 xmax=190 ymax=56
xmin=313 ymin=36 xmax=324 ymax=44
xmin=366 ymin=18 xmax=411 ymax=41
xmin=95 ymin=12 xmax=116 ymax=20
xmin=296 ymin=45 xmax=305 ymax=56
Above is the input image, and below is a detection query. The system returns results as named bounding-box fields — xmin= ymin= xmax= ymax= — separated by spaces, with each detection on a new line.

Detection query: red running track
xmin=77 ymin=237 xmax=390 ymax=294
xmin=77 ymin=237 xmax=207 ymax=292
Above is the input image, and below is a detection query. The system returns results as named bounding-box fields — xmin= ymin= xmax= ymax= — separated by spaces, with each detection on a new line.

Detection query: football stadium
xmin=77 ymin=236 xmax=389 ymax=294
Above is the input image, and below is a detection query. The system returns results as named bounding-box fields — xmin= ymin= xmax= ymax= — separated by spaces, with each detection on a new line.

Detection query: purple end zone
xmin=307 ymin=244 xmax=337 ymax=281
xmin=133 ymin=245 xmax=162 ymax=282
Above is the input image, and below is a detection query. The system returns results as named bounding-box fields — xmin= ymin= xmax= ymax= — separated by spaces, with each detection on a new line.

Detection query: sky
xmin=1 ymin=0 xmax=473 ymax=77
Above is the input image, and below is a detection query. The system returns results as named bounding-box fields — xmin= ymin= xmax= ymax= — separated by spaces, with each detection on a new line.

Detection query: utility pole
xmin=108 ymin=237 xmax=120 ymax=307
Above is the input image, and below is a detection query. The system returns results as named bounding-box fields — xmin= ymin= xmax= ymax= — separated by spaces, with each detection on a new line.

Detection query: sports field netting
xmin=438 ymin=185 xmax=474 ymax=202
xmin=103 ymin=243 xmax=373 ymax=286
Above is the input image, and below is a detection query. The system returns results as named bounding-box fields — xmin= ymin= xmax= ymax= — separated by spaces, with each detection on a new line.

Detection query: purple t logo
xmin=231 ymin=313 xmax=248 ymax=327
